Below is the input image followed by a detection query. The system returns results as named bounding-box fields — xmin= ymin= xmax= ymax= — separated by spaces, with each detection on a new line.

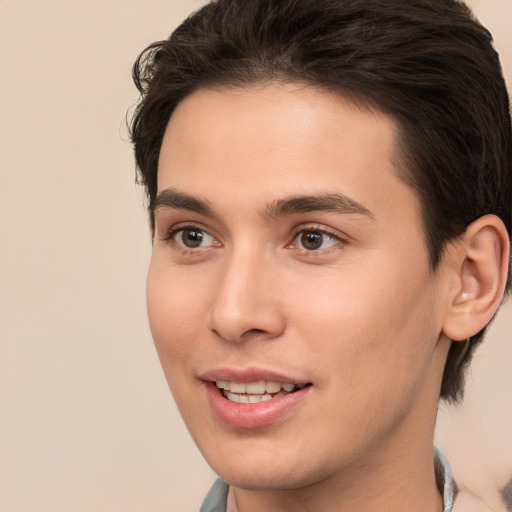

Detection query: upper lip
xmin=199 ymin=367 xmax=309 ymax=385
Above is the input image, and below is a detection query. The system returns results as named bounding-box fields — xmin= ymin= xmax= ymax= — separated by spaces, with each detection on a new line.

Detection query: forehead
xmin=161 ymin=83 xmax=399 ymax=162
xmin=157 ymin=83 xmax=419 ymax=227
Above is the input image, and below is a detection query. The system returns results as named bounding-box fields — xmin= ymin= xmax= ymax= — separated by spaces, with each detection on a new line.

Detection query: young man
xmin=130 ymin=1 xmax=511 ymax=510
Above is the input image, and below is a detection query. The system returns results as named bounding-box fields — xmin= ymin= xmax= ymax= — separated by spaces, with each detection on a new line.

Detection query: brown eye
xmin=180 ymin=229 xmax=204 ymax=248
xmin=293 ymin=229 xmax=341 ymax=251
xmin=173 ymin=227 xmax=217 ymax=249
xmin=300 ymin=231 xmax=324 ymax=250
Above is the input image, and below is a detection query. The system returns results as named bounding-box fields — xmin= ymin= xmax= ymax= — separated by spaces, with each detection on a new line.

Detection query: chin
xmin=197 ymin=436 xmax=332 ymax=491
xmin=213 ymin=464 xmax=316 ymax=491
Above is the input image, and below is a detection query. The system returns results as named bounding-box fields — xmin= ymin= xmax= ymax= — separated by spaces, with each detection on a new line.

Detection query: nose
xmin=207 ymin=249 xmax=286 ymax=343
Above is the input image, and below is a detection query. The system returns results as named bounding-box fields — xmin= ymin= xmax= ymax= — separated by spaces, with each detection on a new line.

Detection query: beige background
xmin=0 ymin=1 xmax=511 ymax=511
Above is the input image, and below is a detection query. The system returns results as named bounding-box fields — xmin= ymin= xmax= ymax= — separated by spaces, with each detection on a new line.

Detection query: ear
xmin=442 ymin=215 xmax=510 ymax=342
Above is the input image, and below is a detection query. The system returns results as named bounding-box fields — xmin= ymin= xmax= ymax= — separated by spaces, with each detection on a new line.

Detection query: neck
xmin=231 ymin=442 xmax=443 ymax=512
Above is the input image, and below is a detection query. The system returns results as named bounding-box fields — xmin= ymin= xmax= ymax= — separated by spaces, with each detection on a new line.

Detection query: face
xmin=147 ymin=83 xmax=452 ymax=491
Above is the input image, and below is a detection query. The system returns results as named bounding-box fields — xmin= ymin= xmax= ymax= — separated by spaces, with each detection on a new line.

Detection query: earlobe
xmin=442 ymin=215 xmax=510 ymax=342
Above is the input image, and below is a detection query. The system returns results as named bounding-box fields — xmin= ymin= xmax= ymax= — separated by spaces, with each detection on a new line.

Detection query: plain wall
xmin=0 ymin=1 xmax=511 ymax=510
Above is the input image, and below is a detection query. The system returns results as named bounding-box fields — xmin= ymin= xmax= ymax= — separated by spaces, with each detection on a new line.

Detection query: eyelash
xmin=161 ymin=224 xmax=347 ymax=254
xmin=288 ymin=225 xmax=346 ymax=253
xmin=162 ymin=224 xmax=221 ymax=251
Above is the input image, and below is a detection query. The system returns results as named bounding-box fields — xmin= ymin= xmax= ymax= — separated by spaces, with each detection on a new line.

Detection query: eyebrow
xmin=153 ymin=188 xmax=373 ymax=220
xmin=263 ymin=193 xmax=374 ymax=219
xmin=153 ymin=189 xmax=215 ymax=217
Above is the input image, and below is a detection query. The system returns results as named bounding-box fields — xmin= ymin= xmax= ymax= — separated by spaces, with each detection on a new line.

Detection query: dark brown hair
xmin=130 ymin=0 xmax=512 ymax=402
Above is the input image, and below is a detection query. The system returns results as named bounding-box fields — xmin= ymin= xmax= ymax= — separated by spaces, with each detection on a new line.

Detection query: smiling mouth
xmin=215 ymin=380 xmax=309 ymax=404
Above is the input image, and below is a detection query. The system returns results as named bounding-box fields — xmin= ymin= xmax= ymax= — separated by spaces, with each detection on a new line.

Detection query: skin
xmin=147 ymin=83 xmax=465 ymax=512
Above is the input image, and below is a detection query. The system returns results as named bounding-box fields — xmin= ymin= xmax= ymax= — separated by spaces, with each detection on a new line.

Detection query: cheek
xmin=289 ymin=259 xmax=438 ymax=383
xmin=146 ymin=259 xmax=208 ymax=367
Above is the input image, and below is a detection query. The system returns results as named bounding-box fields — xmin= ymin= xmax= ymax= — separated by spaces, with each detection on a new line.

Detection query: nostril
xmin=238 ymin=328 xmax=275 ymax=342
xmin=207 ymin=289 xmax=286 ymax=343
xmin=246 ymin=328 xmax=267 ymax=335
xmin=211 ymin=327 xmax=270 ymax=343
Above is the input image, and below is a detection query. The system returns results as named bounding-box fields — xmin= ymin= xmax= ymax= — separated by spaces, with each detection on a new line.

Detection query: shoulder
xmin=199 ymin=479 xmax=229 ymax=512
xmin=435 ymin=447 xmax=457 ymax=512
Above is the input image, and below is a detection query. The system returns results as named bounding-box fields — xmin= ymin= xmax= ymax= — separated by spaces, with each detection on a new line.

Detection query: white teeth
xmin=265 ymin=381 xmax=282 ymax=393
xmin=225 ymin=392 xmax=274 ymax=404
xmin=215 ymin=380 xmax=299 ymax=394
xmin=230 ymin=382 xmax=246 ymax=393
xmin=225 ymin=392 xmax=248 ymax=403
xmin=245 ymin=381 xmax=266 ymax=394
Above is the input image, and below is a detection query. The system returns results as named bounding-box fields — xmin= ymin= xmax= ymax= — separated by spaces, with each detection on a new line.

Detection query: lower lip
xmin=204 ymin=382 xmax=311 ymax=429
